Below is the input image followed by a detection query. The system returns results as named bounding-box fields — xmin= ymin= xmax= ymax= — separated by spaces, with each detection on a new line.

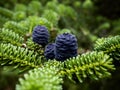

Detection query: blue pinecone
xmin=32 ymin=25 xmax=50 ymax=47
xmin=55 ymin=33 xmax=78 ymax=61
xmin=44 ymin=43 xmax=55 ymax=60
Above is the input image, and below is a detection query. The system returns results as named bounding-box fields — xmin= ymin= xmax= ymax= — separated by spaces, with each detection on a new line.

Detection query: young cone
xmin=32 ymin=25 xmax=50 ymax=47
xmin=55 ymin=33 xmax=78 ymax=61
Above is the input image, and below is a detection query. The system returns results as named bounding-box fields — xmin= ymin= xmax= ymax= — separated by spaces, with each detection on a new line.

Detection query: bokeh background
xmin=0 ymin=0 xmax=120 ymax=90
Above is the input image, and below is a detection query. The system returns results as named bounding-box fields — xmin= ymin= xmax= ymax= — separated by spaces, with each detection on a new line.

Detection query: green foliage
xmin=45 ymin=0 xmax=58 ymax=11
xmin=25 ymin=38 xmax=45 ymax=58
xmin=13 ymin=1 xmax=43 ymax=16
xmin=0 ymin=0 xmax=120 ymax=90
xmin=0 ymin=7 xmax=13 ymax=26
xmin=82 ymin=0 xmax=93 ymax=9
xmin=42 ymin=10 xmax=59 ymax=27
xmin=94 ymin=35 xmax=120 ymax=61
xmin=57 ymin=4 xmax=77 ymax=19
xmin=0 ymin=43 xmax=41 ymax=70
xmin=111 ymin=19 xmax=120 ymax=35
xmin=61 ymin=51 xmax=115 ymax=83
xmin=12 ymin=11 xmax=26 ymax=21
xmin=14 ymin=4 xmax=27 ymax=12
xmin=0 ymin=28 xmax=24 ymax=46
xmin=0 ymin=7 xmax=13 ymax=18
xmin=4 ymin=21 xmax=28 ymax=35
xmin=16 ymin=66 xmax=63 ymax=90
xmin=19 ymin=16 xmax=52 ymax=33
xmin=94 ymin=22 xmax=110 ymax=34
xmin=0 ymin=67 xmax=18 ymax=90
xmin=58 ymin=28 xmax=72 ymax=34
xmin=0 ymin=15 xmax=9 ymax=27
xmin=45 ymin=0 xmax=77 ymax=28
xmin=27 ymin=1 xmax=42 ymax=15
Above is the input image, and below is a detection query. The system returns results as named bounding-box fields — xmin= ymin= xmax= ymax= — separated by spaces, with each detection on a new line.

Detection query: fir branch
xmin=25 ymin=38 xmax=46 ymax=63
xmin=4 ymin=21 xmax=28 ymax=35
xmin=94 ymin=35 xmax=120 ymax=61
xmin=60 ymin=52 xmax=115 ymax=83
xmin=0 ymin=43 xmax=42 ymax=70
xmin=43 ymin=60 xmax=63 ymax=69
xmin=16 ymin=66 xmax=63 ymax=90
xmin=0 ymin=28 xmax=24 ymax=46
xmin=26 ymin=38 xmax=43 ymax=51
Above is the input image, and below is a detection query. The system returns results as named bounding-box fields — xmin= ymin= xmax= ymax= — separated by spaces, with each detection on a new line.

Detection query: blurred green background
xmin=0 ymin=0 xmax=120 ymax=90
